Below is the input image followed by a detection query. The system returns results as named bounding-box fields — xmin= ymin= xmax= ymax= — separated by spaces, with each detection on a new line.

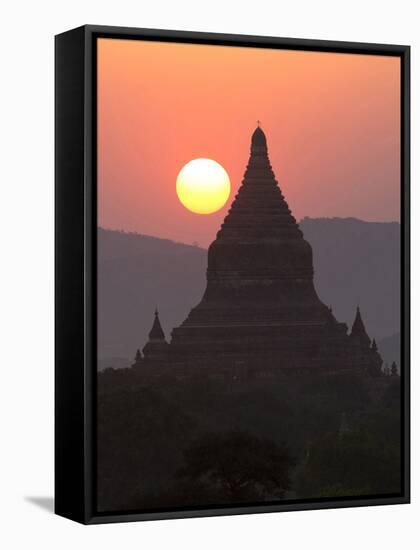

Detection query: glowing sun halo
xmin=176 ymin=158 xmax=231 ymax=214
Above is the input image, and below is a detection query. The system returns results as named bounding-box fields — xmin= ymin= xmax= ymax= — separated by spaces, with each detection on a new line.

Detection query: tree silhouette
xmin=177 ymin=431 xmax=293 ymax=502
xmin=391 ymin=361 xmax=398 ymax=377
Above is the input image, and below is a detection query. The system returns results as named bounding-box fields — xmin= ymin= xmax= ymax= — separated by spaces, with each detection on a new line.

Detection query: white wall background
xmin=0 ymin=0 xmax=418 ymax=547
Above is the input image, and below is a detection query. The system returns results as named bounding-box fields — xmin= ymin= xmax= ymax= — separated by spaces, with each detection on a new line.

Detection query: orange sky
xmin=97 ymin=38 xmax=400 ymax=247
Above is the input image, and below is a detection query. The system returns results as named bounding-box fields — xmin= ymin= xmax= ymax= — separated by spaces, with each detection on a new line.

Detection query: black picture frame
xmin=55 ymin=24 xmax=410 ymax=524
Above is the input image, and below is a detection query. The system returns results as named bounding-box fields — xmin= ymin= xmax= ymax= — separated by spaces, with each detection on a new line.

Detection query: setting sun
xmin=176 ymin=158 xmax=231 ymax=214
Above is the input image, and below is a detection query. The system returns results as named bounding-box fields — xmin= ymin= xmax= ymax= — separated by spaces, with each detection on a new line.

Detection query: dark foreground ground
xmin=97 ymin=367 xmax=401 ymax=513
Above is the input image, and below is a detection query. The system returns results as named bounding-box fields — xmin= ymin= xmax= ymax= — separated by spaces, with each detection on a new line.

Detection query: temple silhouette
xmin=132 ymin=126 xmax=383 ymax=379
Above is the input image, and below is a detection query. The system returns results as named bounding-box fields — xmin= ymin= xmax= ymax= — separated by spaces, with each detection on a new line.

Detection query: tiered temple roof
xmin=138 ymin=126 xmax=383 ymax=377
xmin=172 ymin=126 xmax=335 ymax=330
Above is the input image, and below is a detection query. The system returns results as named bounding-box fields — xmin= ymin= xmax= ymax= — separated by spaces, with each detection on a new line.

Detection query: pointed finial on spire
xmin=148 ymin=307 xmax=165 ymax=341
xmin=251 ymin=124 xmax=267 ymax=149
xmin=350 ymin=305 xmax=371 ymax=348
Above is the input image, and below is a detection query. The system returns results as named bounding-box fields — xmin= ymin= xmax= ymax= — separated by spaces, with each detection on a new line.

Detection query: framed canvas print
xmin=55 ymin=25 xmax=410 ymax=524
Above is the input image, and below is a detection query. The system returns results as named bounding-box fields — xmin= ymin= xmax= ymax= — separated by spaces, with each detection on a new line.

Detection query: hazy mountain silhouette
xmin=98 ymin=218 xmax=400 ymax=368
xmin=299 ymin=217 xmax=400 ymax=345
xmin=98 ymin=229 xmax=207 ymax=363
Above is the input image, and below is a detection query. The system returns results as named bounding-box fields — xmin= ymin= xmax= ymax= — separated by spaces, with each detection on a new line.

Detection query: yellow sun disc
xmin=176 ymin=158 xmax=231 ymax=215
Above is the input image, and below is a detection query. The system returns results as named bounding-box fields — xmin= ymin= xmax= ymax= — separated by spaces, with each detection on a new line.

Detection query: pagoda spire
xmin=350 ymin=306 xmax=371 ymax=348
xmin=142 ymin=308 xmax=169 ymax=363
xmin=214 ymin=125 xmax=303 ymax=244
xmin=250 ymin=125 xmax=267 ymax=151
xmin=149 ymin=308 xmax=166 ymax=341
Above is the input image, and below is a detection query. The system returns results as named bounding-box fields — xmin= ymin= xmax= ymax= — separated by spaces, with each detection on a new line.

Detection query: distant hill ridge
xmin=98 ymin=227 xmax=203 ymax=257
xmin=98 ymin=218 xmax=400 ymax=367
